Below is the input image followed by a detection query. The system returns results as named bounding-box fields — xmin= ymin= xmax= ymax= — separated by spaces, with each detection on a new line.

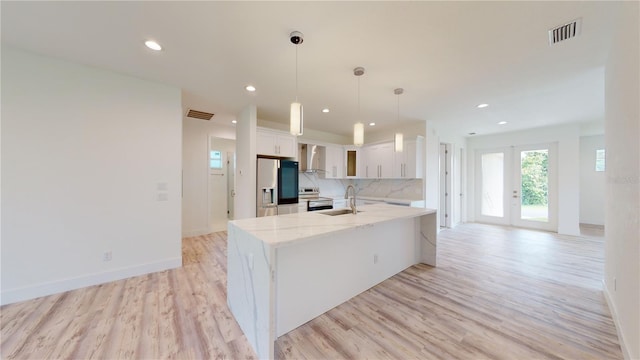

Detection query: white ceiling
xmin=1 ymin=1 xmax=618 ymax=138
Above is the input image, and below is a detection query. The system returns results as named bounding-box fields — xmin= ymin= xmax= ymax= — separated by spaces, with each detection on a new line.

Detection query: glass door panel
xmin=481 ymin=152 xmax=504 ymax=217
xmin=519 ymin=149 xmax=549 ymax=222
xmin=512 ymin=144 xmax=556 ymax=231
xmin=475 ymin=149 xmax=509 ymax=225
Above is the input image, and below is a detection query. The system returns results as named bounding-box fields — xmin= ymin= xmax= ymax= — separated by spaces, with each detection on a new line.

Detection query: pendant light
xmin=353 ymin=67 xmax=365 ymax=146
xmin=394 ymin=88 xmax=404 ymax=152
xmin=290 ymin=31 xmax=304 ymax=136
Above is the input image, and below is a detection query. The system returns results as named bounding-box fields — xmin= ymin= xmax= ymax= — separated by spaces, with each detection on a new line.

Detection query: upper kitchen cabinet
xmin=321 ymin=145 xmax=344 ymax=179
xmin=394 ymin=136 xmax=424 ymax=179
xmin=362 ymin=142 xmax=395 ymax=178
xmin=344 ymin=146 xmax=362 ymax=178
xmin=256 ymin=128 xmax=297 ymax=158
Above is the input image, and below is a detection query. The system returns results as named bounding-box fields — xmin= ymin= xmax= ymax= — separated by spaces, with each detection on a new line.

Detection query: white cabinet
xmin=363 ymin=142 xmax=394 ymax=178
xmin=394 ymin=136 xmax=424 ymax=179
xmin=256 ymin=128 xmax=297 ymax=158
xmin=344 ymin=146 xmax=362 ymax=178
xmin=321 ymin=145 xmax=344 ymax=179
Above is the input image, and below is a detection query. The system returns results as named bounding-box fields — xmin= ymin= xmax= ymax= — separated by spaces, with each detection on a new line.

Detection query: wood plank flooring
xmin=1 ymin=224 xmax=622 ymax=359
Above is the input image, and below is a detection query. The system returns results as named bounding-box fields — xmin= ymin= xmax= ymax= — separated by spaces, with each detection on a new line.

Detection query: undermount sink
xmin=319 ymin=209 xmax=363 ymax=216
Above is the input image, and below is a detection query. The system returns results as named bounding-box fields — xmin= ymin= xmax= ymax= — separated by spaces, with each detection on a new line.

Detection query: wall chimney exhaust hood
xmin=298 ymin=143 xmax=323 ymax=173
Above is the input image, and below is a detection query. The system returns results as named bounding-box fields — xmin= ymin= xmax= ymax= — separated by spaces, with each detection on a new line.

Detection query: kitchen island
xmin=227 ymin=203 xmax=437 ymax=360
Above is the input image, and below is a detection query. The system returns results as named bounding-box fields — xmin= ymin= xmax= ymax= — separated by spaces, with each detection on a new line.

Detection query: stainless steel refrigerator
xmin=256 ymin=158 xmax=299 ymax=217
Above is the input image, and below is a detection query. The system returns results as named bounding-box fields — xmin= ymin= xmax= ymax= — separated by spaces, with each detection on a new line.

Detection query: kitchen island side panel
xmin=276 ymin=217 xmax=418 ymax=337
xmin=227 ymin=223 xmax=276 ymax=360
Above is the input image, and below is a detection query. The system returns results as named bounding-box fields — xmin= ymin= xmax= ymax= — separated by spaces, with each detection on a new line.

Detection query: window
xmin=595 ymin=149 xmax=605 ymax=172
xmin=210 ymin=150 xmax=223 ymax=169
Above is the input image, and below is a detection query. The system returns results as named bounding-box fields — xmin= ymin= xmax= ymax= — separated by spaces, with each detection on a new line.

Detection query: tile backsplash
xmin=299 ymin=172 xmax=423 ymax=200
xmin=356 ymin=179 xmax=423 ymax=200
xmin=298 ymin=172 xmax=350 ymax=197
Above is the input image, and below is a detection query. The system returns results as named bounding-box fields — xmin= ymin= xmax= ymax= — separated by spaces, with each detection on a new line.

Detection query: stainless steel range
xmin=299 ymin=187 xmax=333 ymax=212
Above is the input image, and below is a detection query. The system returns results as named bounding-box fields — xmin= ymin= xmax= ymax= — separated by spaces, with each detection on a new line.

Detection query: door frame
xmin=439 ymin=143 xmax=452 ymax=228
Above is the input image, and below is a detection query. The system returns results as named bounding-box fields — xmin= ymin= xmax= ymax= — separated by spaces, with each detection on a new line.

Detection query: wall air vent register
xmin=549 ymin=18 xmax=582 ymax=45
xmin=186 ymin=109 xmax=214 ymax=120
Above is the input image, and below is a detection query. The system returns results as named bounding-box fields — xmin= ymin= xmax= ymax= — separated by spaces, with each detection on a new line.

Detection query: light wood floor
xmin=1 ymin=224 xmax=622 ymax=359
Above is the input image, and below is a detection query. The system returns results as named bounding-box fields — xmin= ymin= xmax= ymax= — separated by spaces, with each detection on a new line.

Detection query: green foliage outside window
xmin=521 ymin=150 xmax=548 ymax=206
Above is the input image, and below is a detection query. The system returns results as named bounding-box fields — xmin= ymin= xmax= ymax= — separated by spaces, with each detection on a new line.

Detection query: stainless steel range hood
xmin=298 ymin=143 xmax=323 ymax=173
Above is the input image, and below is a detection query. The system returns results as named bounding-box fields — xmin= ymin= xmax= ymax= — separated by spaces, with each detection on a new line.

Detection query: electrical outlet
xmin=103 ymin=251 xmax=112 ymax=262
xmin=373 ymin=254 xmax=379 ymax=264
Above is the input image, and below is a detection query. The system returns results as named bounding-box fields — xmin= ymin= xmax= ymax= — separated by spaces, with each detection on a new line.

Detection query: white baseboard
xmin=182 ymin=228 xmax=213 ymax=237
xmin=603 ymin=279 xmax=632 ymax=360
xmin=1 ymin=257 xmax=182 ymax=306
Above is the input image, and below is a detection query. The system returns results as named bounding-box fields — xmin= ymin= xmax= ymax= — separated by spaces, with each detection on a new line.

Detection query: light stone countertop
xmin=324 ymin=195 xmax=423 ymax=205
xmin=229 ymin=203 xmax=435 ymax=248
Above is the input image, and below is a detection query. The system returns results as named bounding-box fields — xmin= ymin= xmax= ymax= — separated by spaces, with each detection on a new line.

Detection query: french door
xmin=475 ymin=143 xmax=557 ymax=231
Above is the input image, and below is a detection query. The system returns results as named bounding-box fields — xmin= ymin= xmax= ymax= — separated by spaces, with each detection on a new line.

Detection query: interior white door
xmin=475 ymin=144 xmax=557 ymax=231
xmin=208 ymin=136 xmax=236 ymax=232
xmin=439 ymin=143 xmax=451 ymax=227
xmin=227 ymin=151 xmax=236 ymax=220
xmin=209 ymin=150 xmax=228 ymax=232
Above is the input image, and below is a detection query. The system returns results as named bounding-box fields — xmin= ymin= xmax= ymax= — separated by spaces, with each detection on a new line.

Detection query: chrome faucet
xmin=344 ymin=184 xmax=357 ymax=214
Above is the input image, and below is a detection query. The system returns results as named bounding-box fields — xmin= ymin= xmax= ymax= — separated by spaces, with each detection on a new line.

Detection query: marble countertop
xmin=229 ymin=203 xmax=435 ymax=248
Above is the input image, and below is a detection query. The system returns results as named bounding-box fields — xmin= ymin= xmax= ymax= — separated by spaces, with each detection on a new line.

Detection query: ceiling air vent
xmin=186 ymin=109 xmax=214 ymax=120
xmin=549 ymin=18 xmax=582 ymax=45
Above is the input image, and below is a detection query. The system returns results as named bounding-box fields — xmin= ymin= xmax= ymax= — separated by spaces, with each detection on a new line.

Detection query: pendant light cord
xmin=295 ymin=45 xmax=299 ymax=102
xmin=357 ymin=76 xmax=361 ymax=120
xmin=397 ymin=93 xmax=400 ymax=123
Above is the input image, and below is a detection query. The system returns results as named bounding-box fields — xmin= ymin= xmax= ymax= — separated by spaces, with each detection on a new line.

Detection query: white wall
xmin=579 ymin=135 xmax=605 ymax=225
xmin=234 ymin=105 xmax=257 ymax=219
xmin=603 ymin=3 xmax=639 ymax=359
xmin=258 ymin=119 xmax=351 ymax=145
xmin=467 ymin=124 xmax=581 ymax=235
xmin=424 ymin=122 xmax=440 ymax=217
xmin=365 ymin=121 xmax=426 ymax=145
xmin=182 ymin=118 xmax=235 ymax=236
xmin=1 ymin=47 xmax=182 ymax=305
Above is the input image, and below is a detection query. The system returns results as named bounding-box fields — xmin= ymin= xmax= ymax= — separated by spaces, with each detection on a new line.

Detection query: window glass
xmin=210 ymin=150 xmax=223 ymax=169
xmin=595 ymin=149 xmax=605 ymax=172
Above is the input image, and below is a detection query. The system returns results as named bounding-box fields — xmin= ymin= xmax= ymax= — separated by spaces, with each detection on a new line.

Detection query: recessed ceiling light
xmin=369 ymin=122 xmax=376 ymax=126
xmin=477 ymin=103 xmax=489 ymax=108
xmin=245 ymin=85 xmax=256 ymax=92
xmin=322 ymin=108 xmax=330 ymax=113
xmin=498 ymin=121 xmax=507 ymax=125
xmin=232 ymin=120 xmax=237 ymax=124
xmin=144 ymin=40 xmax=162 ymax=51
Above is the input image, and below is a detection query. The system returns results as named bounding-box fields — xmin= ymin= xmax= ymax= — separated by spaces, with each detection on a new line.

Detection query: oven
xmin=299 ymin=187 xmax=334 ymax=212
xmin=307 ymin=197 xmax=333 ymax=212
